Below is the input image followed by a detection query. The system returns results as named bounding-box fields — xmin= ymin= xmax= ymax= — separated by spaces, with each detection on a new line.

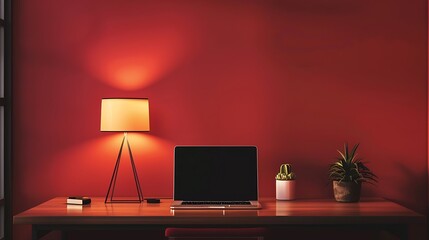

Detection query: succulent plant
xmin=275 ymin=164 xmax=296 ymax=180
xmin=328 ymin=143 xmax=377 ymax=184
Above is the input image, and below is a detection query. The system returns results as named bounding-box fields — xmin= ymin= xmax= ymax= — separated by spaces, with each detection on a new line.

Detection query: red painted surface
xmin=12 ymin=0 xmax=427 ymax=239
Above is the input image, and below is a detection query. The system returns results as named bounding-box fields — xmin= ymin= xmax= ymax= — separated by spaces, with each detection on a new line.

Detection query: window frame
xmin=2 ymin=0 xmax=11 ymax=239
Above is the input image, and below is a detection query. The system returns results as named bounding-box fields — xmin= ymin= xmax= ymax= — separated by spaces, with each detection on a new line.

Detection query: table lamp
xmin=100 ymin=98 xmax=150 ymax=203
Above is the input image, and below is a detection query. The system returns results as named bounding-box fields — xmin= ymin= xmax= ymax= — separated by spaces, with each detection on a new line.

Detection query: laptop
xmin=170 ymin=146 xmax=261 ymax=210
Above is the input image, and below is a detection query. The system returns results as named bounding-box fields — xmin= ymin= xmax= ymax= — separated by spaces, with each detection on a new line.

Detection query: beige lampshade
xmin=100 ymin=98 xmax=150 ymax=132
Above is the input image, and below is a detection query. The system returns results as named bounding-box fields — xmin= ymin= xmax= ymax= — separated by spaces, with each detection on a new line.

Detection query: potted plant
xmin=328 ymin=143 xmax=377 ymax=202
xmin=275 ymin=163 xmax=296 ymax=200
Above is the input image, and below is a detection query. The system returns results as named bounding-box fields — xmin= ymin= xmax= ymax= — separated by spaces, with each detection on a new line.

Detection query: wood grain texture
xmin=13 ymin=197 xmax=424 ymax=226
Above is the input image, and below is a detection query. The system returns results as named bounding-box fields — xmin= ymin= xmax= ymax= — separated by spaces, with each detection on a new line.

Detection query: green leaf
xmin=337 ymin=150 xmax=346 ymax=160
xmin=344 ymin=143 xmax=349 ymax=160
xmin=350 ymin=143 xmax=359 ymax=159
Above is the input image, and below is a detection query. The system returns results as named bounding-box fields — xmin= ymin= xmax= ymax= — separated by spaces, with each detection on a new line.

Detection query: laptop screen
xmin=174 ymin=146 xmax=258 ymax=201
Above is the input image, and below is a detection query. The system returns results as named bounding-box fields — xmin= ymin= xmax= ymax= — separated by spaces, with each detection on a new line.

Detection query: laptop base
xmin=170 ymin=200 xmax=262 ymax=210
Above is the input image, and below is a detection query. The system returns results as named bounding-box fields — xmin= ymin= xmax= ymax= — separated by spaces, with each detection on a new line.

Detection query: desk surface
xmin=14 ymin=197 xmax=424 ymax=226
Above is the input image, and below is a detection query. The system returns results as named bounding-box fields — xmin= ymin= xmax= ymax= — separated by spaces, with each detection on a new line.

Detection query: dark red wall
xmin=12 ymin=0 xmax=427 ymax=239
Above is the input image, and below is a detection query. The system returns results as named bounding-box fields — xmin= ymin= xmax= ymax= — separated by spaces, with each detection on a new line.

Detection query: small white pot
xmin=276 ymin=180 xmax=296 ymax=200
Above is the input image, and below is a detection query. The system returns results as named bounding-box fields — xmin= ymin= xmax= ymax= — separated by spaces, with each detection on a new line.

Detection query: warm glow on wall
xmin=84 ymin=14 xmax=193 ymax=90
xmin=113 ymin=67 xmax=149 ymax=90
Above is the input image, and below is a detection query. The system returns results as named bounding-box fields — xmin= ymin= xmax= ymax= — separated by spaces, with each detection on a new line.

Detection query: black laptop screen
xmin=174 ymin=146 xmax=258 ymax=201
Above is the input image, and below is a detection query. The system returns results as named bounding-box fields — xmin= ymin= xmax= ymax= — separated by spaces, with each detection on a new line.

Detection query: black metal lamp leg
xmin=105 ymin=132 xmax=143 ymax=203
xmin=127 ymin=136 xmax=144 ymax=201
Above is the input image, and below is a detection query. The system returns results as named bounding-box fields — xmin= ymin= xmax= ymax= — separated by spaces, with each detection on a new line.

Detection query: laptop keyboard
xmin=181 ymin=201 xmax=251 ymax=205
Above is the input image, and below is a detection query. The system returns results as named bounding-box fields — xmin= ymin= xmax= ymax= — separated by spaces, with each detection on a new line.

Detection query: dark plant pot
xmin=333 ymin=181 xmax=361 ymax=202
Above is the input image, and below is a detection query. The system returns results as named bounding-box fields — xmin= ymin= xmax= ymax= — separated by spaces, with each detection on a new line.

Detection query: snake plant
xmin=328 ymin=143 xmax=377 ymax=184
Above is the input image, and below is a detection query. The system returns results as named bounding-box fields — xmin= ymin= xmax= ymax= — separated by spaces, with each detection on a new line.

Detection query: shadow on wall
xmin=385 ymin=161 xmax=428 ymax=213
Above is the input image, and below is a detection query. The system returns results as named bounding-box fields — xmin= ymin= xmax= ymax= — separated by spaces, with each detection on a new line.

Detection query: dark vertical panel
xmin=4 ymin=0 xmax=11 ymax=238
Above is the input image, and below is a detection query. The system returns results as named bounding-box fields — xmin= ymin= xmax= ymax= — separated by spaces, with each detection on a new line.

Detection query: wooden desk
xmin=14 ymin=197 xmax=425 ymax=240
